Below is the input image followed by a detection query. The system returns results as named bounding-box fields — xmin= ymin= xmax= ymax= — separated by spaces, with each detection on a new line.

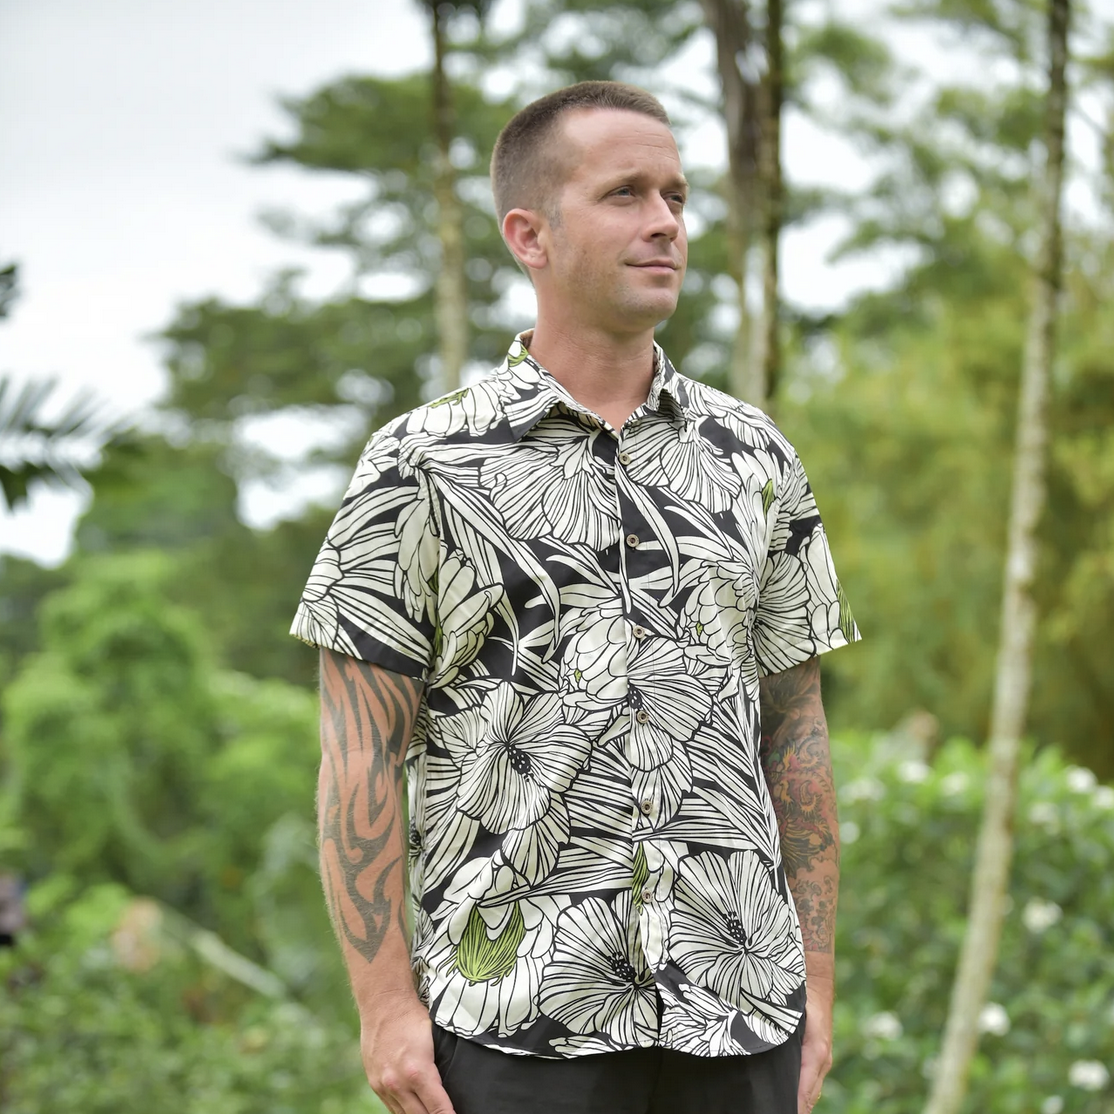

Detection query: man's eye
xmin=614 ymin=186 xmax=634 ymax=196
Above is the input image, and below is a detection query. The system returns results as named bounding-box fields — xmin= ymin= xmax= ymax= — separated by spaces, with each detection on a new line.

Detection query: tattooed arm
xmin=759 ymin=656 xmax=838 ymax=1114
xmin=318 ymin=648 xmax=454 ymax=1114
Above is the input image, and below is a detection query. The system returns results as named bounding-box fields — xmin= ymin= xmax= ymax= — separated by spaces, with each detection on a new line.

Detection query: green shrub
xmin=827 ymin=734 xmax=1114 ymax=1114
xmin=0 ymin=882 xmax=384 ymax=1114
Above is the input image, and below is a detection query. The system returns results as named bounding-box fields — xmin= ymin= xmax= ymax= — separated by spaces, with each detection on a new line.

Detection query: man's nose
xmin=644 ymin=194 xmax=681 ymax=240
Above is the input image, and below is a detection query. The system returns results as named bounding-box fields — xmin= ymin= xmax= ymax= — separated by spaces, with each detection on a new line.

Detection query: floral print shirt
xmin=292 ymin=333 xmax=859 ymax=1058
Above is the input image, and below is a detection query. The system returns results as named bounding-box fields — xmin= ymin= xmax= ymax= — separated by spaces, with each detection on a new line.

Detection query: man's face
xmin=538 ymin=108 xmax=688 ymax=335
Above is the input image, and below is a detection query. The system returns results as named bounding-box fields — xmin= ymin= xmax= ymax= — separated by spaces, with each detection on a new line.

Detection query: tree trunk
xmin=749 ymin=0 xmax=783 ymax=414
xmin=699 ymin=0 xmax=760 ymax=403
xmin=429 ymin=2 xmax=468 ymax=395
xmin=921 ymin=3 xmax=1070 ymax=1113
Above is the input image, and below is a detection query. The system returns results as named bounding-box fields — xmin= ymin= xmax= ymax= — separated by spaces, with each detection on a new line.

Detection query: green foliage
xmin=3 ymin=735 xmax=1111 ymax=1112
xmin=160 ymin=71 xmax=519 ymax=461
xmin=0 ymin=260 xmax=18 ymax=319
xmin=0 ymin=376 xmax=125 ymax=511
xmin=0 ymin=883 xmax=383 ymax=1114
xmin=1 ymin=553 xmax=326 ymax=960
xmin=827 ymin=734 xmax=1114 ymax=1114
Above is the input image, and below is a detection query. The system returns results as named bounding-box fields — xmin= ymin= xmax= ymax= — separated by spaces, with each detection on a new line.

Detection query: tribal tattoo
xmin=318 ymin=649 xmax=423 ymax=966
xmin=759 ymin=656 xmax=840 ymax=953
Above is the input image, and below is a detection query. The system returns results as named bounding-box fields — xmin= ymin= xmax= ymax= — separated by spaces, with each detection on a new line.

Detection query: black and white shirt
xmin=292 ymin=332 xmax=859 ymax=1058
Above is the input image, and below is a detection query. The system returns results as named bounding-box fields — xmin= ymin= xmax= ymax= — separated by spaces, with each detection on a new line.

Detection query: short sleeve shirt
xmin=292 ymin=333 xmax=860 ymax=1059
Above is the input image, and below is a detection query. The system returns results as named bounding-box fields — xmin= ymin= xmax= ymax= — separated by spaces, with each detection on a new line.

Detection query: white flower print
xmin=296 ymin=544 xmax=343 ymax=647
xmin=426 ymin=858 xmax=567 ymax=1038
xmin=480 ymin=425 xmax=619 ymax=549
xmin=625 ymin=638 xmax=721 ymax=819
xmin=560 ymin=616 xmax=630 ymax=708
xmin=800 ymin=531 xmax=856 ymax=647
xmin=658 ymin=983 xmax=747 ymax=1056
xmin=671 ymin=850 xmax=805 ymax=1005
xmin=428 ymin=555 xmax=504 ymax=688
xmin=660 ymin=981 xmax=796 ymax=1052
xmin=625 ymin=419 xmax=741 ymax=512
xmin=681 ymin=560 xmax=757 ymax=666
xmin=540 ymin=892 xmax=658 ymax=1045
xmin=299 ymin=497 xmax=435 ymax=663
xmin=452 ymin=685 xmax=592 ymax=884
xmin=754 ymin=552 xmax=813 ymax=674
xmin=409 ymin=379 xmax=504 ymax=439
xmin=396 ymin=472 xmax=440 ymax=624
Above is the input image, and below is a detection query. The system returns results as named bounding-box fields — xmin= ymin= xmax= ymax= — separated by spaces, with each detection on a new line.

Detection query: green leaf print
xmin=838 ymin=582 xmax=857 ymax=644
xmin=632 ymin=844 xmax=649 ymax=907
xmin=454 ymin=903 xmax=526 ymax=983
xmin=761 ymin=479 xmax=776 ymax=516
xmin=430 ymin=388 xmax=470 ymax=408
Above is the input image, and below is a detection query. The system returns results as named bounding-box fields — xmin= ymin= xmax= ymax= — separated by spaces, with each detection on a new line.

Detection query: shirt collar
xmin=497 ymin=331 xmax=690 ymax=442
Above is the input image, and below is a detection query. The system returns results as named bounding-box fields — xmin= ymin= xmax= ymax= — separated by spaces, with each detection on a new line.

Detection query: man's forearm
xmin=318 ymin=649 xmax=423 ymax=1008
xmin=758 ymin=657 xmax=840 ymax=956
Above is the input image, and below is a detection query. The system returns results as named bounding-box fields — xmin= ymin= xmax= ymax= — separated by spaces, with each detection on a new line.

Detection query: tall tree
xmin=752 ymin=0 xmax=783 ymax=411
xmin=422 ymin=0 xmax=492 ymax=393
xmin=923 ymin=2 xmax=1071 ymax=1112
xmin=699 ymin=0 xmax=761 ymax=403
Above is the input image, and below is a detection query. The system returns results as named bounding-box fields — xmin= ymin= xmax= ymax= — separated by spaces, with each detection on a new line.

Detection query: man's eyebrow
xmin=604 ymin=170 xmax=690 ymax=194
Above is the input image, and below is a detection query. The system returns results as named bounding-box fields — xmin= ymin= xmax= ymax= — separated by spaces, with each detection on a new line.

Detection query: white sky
xmin=2 ymin=0 xmax=1105 ymax=564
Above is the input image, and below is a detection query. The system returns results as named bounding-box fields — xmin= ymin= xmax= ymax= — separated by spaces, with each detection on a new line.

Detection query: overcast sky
xmin=3 ymin=0 xmax=1072 ymax=565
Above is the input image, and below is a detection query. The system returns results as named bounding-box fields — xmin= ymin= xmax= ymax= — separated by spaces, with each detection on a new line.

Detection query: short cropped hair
xmin=491 ymin=82 xmax=671 ymax=225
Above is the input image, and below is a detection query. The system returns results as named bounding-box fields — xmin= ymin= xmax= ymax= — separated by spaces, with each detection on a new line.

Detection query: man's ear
xmin=502 ymin=208 xmax=549 ymax=274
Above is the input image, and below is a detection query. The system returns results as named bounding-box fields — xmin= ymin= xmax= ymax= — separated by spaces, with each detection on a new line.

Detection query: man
xmin=292 ymin=81 xmax=859 ymax=1114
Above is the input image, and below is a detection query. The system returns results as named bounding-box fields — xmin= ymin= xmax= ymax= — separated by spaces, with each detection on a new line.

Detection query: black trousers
xmin=431 ymin=1021 xmax=803 ymax=1114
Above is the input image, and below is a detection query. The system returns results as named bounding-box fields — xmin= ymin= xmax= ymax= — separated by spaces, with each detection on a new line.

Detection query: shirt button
xmin=625 ymin=533 xmax=640 ymax=548
xmin=642 ymin=890 xmax=654 ymax=904
xmin=640 ymin=799 xmax=653 ymax=815
xmin=635 ymin=710 xmax=650 ymax=725
xmin=632 ymin=625 xmax=647 ymax=640
xmin=618 ymin=451 xmax=633 ymax=466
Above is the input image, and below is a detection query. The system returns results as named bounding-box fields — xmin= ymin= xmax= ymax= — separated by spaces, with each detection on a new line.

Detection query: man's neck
xmin=525 ymin=319 xmax=657 ymax=431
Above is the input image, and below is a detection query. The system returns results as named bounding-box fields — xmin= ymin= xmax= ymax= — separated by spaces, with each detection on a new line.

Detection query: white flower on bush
xmin=1093 ymin=784 xmax=1114 ymax=810
xmin=862 ymin=1011 xmax=903 ymax=1041
xmin=1068 ymin=1060 xmax=1109 ymax=1090
xmin=1065 ymin=766 xmax=1097 ymax=793
xmin=1040 ymin=1097 xmax=1064 ymax=1114
xmin=1021 ymin=898 xmax=1062 ymax=934
xmin=940 ymin=771 xmax=968 ymax=796
xmin=1028 ymin=801 xmax=1060 ymax=830
xmin=842 ymin=777 xmax=885 ymax=803
xmin=978 ymin=1002 xmax=1010 ymax=1036
xmin=897 ymin=760 xmax=930 ymax=784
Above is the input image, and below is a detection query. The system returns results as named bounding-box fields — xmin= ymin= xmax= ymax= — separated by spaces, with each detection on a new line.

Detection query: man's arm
xmin=318 ymin=647 xmax=454 ymax=1114
xmin=759 ymin=656 xmax=838 ymax=1113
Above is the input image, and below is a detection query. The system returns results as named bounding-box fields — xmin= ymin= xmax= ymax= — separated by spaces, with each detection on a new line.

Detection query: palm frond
xmin=0 ymin=374 xmax=130 ymax=511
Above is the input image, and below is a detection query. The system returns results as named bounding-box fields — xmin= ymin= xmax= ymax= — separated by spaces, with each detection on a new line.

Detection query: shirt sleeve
xmin=289 ymin=430 xmax=439 ymax=679
xmin=752 ymin=444 xmax=860 ymax=677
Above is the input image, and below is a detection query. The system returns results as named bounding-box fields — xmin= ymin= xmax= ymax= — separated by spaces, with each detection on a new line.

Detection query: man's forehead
xmin=556 ymin=108 xmax=683 ymax=175
xmin=558 ymin=106 xmax=676 ymax=146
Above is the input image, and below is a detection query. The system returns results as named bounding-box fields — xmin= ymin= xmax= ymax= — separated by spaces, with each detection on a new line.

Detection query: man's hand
xmin=798 ymin=966 xmax=834 ymax=1112
xmin=359 ymin=995 xmax=456 ymax=1114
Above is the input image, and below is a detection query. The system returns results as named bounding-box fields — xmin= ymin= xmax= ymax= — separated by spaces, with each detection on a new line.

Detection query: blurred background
xmin=1 ymin=0 xmax=1112 ymax=1111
